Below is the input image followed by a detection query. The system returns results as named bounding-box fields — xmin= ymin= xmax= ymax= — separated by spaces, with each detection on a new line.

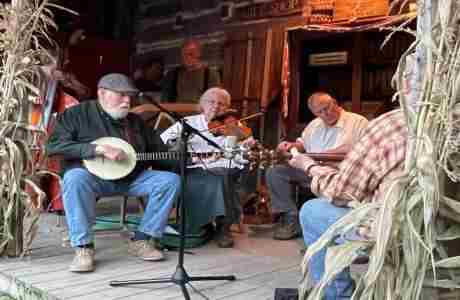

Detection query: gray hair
xmin=199 ymin=87 xmax=231 ymax=107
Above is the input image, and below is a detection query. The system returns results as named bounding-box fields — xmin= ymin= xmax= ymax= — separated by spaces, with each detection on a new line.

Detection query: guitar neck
xmin=136 ymin=152 xmax=219 ymax=161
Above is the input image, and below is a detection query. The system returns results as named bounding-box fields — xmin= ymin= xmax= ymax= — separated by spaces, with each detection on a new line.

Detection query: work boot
xmin=69 ymin=247 xmax=95 ymax=272
xmin=273 ymin=213 xmax=301 ymax=240
xmin=128 ymin=239 xmax=165 ymax=261
xmin=215 ymin=223 xmax=234 ymax=248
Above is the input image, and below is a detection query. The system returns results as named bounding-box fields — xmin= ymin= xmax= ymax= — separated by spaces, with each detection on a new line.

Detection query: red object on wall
xmin=46 ymin=91 xmax=79 ymax=212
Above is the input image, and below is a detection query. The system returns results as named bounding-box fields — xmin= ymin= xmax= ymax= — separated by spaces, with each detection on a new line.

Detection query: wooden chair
xmin=95 ymin=196 xmax=145 ymax=230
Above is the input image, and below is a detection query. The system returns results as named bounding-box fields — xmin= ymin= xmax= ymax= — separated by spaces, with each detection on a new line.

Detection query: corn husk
xmin=300 ymin=0 xmax=460 ymax=298
xmin=0 ymin=0 xmax=68 ymax=257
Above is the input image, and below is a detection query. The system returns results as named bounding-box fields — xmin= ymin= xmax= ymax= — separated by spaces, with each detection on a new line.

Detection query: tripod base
xmin=110 ymin=265 xmax=236 ymax=300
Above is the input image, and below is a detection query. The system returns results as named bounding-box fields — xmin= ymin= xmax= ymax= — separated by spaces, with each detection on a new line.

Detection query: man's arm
xmin=322 ymin=143 xmax=351 ymax=154
xmin=144 ymin=122 xmax=178 ymax=170
xmin=46 ymin=110 xmax=96 ymax=160
xmin=288 ymin=138 xmax=381 ymax=206
xmin=161 ymin=69 xmax=178 ymax=102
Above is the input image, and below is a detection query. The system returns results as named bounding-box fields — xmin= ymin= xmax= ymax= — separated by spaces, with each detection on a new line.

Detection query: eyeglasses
xmin=312 ymin=101 xmax=333 ymax=115
xmin=204 ymin=98 xmax=228 ymax=108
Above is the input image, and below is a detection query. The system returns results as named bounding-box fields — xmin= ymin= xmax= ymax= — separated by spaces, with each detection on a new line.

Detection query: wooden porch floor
xmin=0 ymin=212 xmax=302 ymax=300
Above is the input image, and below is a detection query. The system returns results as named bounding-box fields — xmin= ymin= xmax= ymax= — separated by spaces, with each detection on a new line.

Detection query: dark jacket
xmin=46 ymin=100 xmax=175 ymax=180
xmin=160 ymin=65 xmax=221 ymax=102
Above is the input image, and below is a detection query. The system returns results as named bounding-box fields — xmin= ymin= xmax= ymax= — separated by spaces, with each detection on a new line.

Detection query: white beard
xmin=101 ymin=105 xmax=129 ymax=119
xmin=99 ymin=97 xmax=130 ymax=120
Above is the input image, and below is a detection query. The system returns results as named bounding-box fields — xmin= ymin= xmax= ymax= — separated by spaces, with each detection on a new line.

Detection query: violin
xmin=208 ymin=109 xmax=253 ymax=141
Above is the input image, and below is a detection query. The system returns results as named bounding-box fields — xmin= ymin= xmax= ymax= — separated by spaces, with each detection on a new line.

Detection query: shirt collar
xmin=334 ymin=109 xmax=346 ymax=128
xmin=318 ymin=109 xmax=346 ymax=129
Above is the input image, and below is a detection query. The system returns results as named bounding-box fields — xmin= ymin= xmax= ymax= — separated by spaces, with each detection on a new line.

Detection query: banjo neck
xmin=136 ymin=151 xmax=221 ymax=161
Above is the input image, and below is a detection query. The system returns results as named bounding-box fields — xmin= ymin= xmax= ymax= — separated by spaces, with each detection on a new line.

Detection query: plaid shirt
xmin=305 ymin=109 xmax=408 ymax=206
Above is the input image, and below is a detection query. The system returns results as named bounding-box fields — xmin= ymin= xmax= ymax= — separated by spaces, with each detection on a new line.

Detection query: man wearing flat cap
xmin=47 ymin=73 xmax=181 ymax=273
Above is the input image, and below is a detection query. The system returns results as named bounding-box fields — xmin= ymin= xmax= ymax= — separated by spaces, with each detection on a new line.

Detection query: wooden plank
xmin=351 ymin=33 xmax=363 ymax=113
xmin=0 ymin=213 xmax=303 ymax=300
xmin=260 ymin=29 xmax=273 ymax=110
xmin=286 ymin=31 xmax=302 ymax=130
xmin=242 ymin=32 xmax=254 ymax=116
xmin=248 ymin=34 xmax=266 ymax=104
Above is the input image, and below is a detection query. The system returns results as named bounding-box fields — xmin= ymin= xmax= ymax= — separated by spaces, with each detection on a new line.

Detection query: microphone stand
xmin=109 ymin=97 xmax=236 ymax=299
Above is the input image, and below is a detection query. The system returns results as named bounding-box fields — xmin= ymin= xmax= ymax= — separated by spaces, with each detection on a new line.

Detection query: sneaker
xmin=215 ymin=224 xmax=234 ymax=248
xmin=128 ymin=240 xmax=165 ymax=261
xmin=69 ymin=248 xmax=95 ymax=272
xmin=273 ymin=214 xmax=301 ymax=240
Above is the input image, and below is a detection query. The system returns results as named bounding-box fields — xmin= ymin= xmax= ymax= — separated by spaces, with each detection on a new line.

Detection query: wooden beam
xmin=243 ymin=32 xmax=253 ymax=116
xmin=351 ymin=33 xmax=363 ymax=113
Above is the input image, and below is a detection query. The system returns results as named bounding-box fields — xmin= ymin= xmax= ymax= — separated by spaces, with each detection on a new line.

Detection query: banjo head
xmin=83 ymin=137 xmax=137 ymax=180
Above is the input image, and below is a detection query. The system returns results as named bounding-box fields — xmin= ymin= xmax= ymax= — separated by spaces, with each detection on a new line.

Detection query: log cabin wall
xmin=133 ymin=0 xmax=308 ymax=142
xmin=133 ymin=0 xmax=414 ymax=141
xmin=134 ymin=1 xmax=226 ymax=78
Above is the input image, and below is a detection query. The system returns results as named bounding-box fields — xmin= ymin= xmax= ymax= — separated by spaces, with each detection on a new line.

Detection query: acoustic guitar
xmin=83 ymin=137 xmax=248 ymax=180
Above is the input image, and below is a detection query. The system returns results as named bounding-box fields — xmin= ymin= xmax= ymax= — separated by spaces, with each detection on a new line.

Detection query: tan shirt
xmin=300 ymin=110 xmax=368 ymax=153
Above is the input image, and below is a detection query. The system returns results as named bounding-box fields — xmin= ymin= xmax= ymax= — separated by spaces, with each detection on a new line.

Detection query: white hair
xmin=199 ymin=87 xmax=231 ymax=107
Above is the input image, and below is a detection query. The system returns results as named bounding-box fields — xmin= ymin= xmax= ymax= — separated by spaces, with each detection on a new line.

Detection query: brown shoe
xmin=69 ymin=248 xmax=95 ymax=272
xmin=273 ymin=214 xmax=301 ymax=240
xmin=128 ymin=240 xmax=165 ymax=261
xmin=215 ymin=225 xmax=234 ymax=248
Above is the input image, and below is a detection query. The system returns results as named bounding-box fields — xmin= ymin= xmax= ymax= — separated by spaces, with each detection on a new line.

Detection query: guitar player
xmin=46 ymin=73 xmax=181 ymax=273
xmin=265 ymin=91 xmax=368 ymax=240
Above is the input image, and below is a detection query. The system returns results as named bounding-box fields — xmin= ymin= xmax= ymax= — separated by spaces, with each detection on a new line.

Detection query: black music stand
xmin=109 ymin=97 xmax=236 ymax=299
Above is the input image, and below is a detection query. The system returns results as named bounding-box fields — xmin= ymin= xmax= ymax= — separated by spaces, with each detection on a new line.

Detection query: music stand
xmin=109 ymin=98 xmax=236 ymax=299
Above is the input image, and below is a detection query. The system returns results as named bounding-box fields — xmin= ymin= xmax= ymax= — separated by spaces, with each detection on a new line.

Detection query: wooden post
xmin=260 ymin=28 xmax=273 ymax=142
xmin=243 ymin=32 xmax=253 ymax=116
xmin=351 ymin=33 xmax=363 ymax=113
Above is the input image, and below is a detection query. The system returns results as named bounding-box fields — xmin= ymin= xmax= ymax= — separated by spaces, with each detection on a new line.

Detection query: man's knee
xmin=266 ymin=165 xmax=291 ymax=184
xmin=165 ymin=172 xmax=181 ymax=187
xmin=299 ymin=198 xmax=326 ymax=227
xmin=63 ymin=168 xmax=94 ymax=190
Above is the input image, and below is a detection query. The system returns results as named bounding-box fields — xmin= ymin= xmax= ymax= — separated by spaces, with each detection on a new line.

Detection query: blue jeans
xmin=299 ymin=197 xmax=354 ymax=300
xmin=62 ymin=168 xmax=180 ymax=248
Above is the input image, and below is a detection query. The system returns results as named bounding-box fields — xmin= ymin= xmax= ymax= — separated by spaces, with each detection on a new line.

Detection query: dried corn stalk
xmin=300 ymin=0 xmax=460 ymax=298
xmin=0 ymin=0 xmax=69 ymax=257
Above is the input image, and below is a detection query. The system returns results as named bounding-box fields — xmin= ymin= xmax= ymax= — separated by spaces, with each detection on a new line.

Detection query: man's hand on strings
xmin=288 ymin=153 xmax=315 ymax=174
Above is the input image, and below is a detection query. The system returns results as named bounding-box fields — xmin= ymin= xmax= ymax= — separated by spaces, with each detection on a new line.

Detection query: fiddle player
xmin=265 ymin=91 xmax=368 ymax=240
xmin=161 ymin=87 xmax=252 ymax=248
xmin=46 ymin=73 xmax=181 ymax=273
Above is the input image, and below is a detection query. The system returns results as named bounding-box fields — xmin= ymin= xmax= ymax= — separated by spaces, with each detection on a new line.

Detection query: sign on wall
xmin=234 ymin=0 xmax=305 ymax=20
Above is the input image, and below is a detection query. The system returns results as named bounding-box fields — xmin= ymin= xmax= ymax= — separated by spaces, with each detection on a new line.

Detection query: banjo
xmin=83 ymin=137 xmax=242 ymax=180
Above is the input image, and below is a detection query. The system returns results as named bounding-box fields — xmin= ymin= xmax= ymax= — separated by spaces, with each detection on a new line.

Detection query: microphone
xmin=223 ymin=136 xmax=238 ymax=159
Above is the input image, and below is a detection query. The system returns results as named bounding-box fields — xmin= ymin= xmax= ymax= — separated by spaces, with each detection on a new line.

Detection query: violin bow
xmin=202 ymin=112 xmax=264 ymax=133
